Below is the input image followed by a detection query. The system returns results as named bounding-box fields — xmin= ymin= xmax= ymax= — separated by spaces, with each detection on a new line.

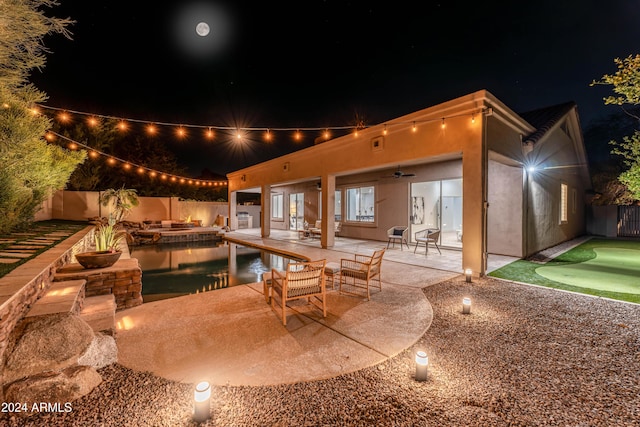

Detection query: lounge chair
xmin=387 ymin=226 xmax=409 ymax=250
xmin=414 ymin=229 xmax=441 ymax=254
xmin=270 ymin=260 xmax=327 ymax=325
xmin=339 ymin=249 xmax=385 ymax=300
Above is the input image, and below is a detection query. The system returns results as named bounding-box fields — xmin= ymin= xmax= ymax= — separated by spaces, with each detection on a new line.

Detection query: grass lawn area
xmin=489 ymin=238 xmax=640 ymax=304
xmin=0 ymin=220 xmax=88 ymax=279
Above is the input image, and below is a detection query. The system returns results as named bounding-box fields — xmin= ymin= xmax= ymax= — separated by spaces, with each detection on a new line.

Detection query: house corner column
xmin=462 ymin=145 xmax=486 ymax=278
xmin=320 ymin=175 xmax=336 ymax=248
xmin=261 ymin=185 xmax=271 ymax=238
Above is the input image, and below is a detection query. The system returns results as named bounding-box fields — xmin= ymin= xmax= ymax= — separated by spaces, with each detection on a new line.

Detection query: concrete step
xmin=25 ymin=279 xmax=86 ymax=318
xmin=80 ymin=294 xmax=116 ymax=333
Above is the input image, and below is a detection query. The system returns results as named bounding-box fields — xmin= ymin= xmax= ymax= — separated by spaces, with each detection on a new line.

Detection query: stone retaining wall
xmin=0 ymin=226 xmax=94 ymax=370
xmin=53 ymin=259 xmax=143 ymax=311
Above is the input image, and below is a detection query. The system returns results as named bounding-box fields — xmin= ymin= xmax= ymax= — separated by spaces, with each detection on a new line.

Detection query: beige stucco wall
xmin=36 ymin=190 xmax=228 ymax=227
xmin=487 ymin=159 xmax=524 ymax=257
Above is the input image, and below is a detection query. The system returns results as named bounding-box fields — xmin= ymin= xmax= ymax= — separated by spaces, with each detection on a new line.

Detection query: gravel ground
xmin=2 ymin=277 xmax=639 ymax=426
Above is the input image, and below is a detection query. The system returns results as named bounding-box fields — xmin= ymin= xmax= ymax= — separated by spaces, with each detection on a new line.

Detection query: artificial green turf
xmin=489 ymin=238 xmax=640 ymax=304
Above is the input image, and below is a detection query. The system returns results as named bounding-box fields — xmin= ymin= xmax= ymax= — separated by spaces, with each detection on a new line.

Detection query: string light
xmin=294 ymin=130 xmax=301 ymax=141
xmin=176 ymin=127 xmax=187 ymax=138
xmin=383 ymin=124 xmax=388 ymax=135
xmin=323 ymin=129 xmax=330 ymax=140
xmin=205 ymin=127 xmax=215 ymax=139
xmin=441 ymin=118 xmax=446 ymax=129
xmin=412 ymin=121 xmax=417 ymax=132
xmin=58 ymin=111 xmax=70 ymax=123
xmin=117 ymin=121 xmax=128 ymax=131
xmin=147 ymin=124 xmax=157 ymax=135
xmin=87 ymin=116 xmax=99 ymax=127
xmin=46 ymin=131 xmax=227 ymax=187
xmin=471 ymin=114 xmax=475 ymax=124
xmin=264 ymin=129 xmax=272 ymax=142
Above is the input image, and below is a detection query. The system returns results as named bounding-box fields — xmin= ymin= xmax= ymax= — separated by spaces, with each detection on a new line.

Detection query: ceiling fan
xmin=382 ymin=166 xmax=416 ymax=179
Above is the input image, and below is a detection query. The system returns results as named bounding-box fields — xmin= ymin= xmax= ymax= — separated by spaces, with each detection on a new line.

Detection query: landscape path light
xmin=462 ymin=297 xmax=471 ymax=314
xmin=415 ymin=351 xmax=428 ymax=381
xmin=193 ymin=381 xmax=211 ymax=422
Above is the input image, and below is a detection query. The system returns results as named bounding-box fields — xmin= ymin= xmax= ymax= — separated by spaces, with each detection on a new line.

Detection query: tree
xmin=0 ymin=0 xmax=85 ymax=233
xmin=592 ymin=54 xmax=640 ymax=202
xmin=99 ymin=187 xmax=139 ymax=222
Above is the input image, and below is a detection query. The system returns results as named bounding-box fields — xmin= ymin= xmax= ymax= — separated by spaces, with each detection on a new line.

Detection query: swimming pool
xmin=130 ymin=241 xmax=301 ymax=302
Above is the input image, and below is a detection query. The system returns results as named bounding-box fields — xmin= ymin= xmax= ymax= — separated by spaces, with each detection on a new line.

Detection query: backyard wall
xmin=36 ymin=190 xmax=230 ymax=227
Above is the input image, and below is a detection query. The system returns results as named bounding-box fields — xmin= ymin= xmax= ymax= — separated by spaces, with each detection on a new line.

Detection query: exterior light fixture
xmin=193 ymin=381 xmax=211 ymax=422
xmin=382 ymin=124 xmax=388 ymax=135
xmin=441 ymin=118 xmax=445 ymax=129
xmin=462 ymin=297 xmax=471 ymax=314
xmin=415 ymin=351 xmax=428 ymax=381
xmin=471 ymin=114 xmax=475 ymax=124
xmin=465 ymin=268 xmax=472 ymax=283
xmin=528 ymin=166 xmax=536 ymax=173
xmin=412 ymin=121 xmax=417 ymax=132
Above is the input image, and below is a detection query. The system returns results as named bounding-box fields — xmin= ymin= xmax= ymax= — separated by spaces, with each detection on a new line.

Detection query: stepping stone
xmin=0 ymin=240 xmax=16 ymax=244
xmin=0 ymin=252 xmax=32 ymax=258
xmin=10 ymin=233 xmax=36 ymax=236
xmin=0 ymin=258 xmax=21 ymax=264
xmin=25 ymin=279 xmax=86 ymax=318
xmin=4 ymin=249 xmax=36 ymax=253
xmin=12 ymin=243 xmax=47 ymax=248
xmin=46 ymin=232 xmax=72 ymax=236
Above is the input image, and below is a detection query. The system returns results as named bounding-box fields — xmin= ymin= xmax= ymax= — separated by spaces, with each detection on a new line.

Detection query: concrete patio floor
xmin=115 ymin=230 xmax=517 ymax=387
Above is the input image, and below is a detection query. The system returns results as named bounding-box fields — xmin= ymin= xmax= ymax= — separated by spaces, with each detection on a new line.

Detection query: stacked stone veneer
xmin=0 ymin=226 xmax=94 ymax=371
xmin=53 ymin=259 xmax=142 ymax=311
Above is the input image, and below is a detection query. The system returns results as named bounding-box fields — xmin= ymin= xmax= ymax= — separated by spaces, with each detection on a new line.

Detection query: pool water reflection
xmin=130 ymin=241 xmax=300 ymax=302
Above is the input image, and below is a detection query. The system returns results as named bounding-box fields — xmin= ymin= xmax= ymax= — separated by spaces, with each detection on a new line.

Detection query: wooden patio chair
xmin=339 ymin=249 xmax=385 ymax=301
xmin=414 ymin=229 xmax=442 ymax=254
xmin=270 ymin=259 xmax=327 ymax=325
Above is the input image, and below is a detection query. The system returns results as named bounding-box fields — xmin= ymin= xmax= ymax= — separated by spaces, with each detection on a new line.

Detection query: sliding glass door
xmin=289 ymin=193 xmax=304 ymax=230
xmin=410 ymin=178 xmax=462 ymax=248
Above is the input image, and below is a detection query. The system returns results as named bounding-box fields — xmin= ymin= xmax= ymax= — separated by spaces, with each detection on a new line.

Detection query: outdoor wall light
xmin=528 ymin=165 xmax=537 ymax=173
xmin=465 ymin=268 xmax=472 ymax=283
xmin=415 ymin=351 xmax=428 ymax=381
xmin=193 ymin=381 xmax=211 ymax=422
xmin=462 ymin=297 xmax=471 ymax=314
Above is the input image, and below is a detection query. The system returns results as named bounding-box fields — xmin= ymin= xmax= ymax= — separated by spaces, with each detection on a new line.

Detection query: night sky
xmin=30 ymin=1 xmax=640 ymax=176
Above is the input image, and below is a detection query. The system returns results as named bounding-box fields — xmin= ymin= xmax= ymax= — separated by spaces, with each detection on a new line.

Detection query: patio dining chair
xmin=339 ymin=249 xmax=385 ymax=301
xmin=386 ymin=226 xmax=409 ymax=250
xmin=270 ymin=259 xmax=327 ymax=326
xmin=414 ymin=229 xmax=442 ymax=255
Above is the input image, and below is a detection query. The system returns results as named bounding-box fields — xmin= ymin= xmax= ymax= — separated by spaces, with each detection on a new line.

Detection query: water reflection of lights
xmin=248 ymin=258 xmax=268 ymax=282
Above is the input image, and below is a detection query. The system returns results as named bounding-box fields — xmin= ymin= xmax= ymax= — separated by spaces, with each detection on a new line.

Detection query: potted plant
xmin=76 ymin=215 xmax=125 ymax=269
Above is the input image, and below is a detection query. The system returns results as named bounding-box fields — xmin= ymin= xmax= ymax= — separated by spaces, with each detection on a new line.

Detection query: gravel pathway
xmin=3 ymin=277 xmax=639 ymax=426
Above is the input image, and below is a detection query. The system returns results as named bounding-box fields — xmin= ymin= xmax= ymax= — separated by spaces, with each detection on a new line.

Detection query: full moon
xmin=195 ymin=22 xmax=210 ymax=37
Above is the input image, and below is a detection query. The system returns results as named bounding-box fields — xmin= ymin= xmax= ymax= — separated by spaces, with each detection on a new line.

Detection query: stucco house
xmin=226 ymin=90 xmax=591 ymax=277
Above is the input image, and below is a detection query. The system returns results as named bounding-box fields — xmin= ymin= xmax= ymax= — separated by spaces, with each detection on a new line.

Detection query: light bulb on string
xmin=412 ymin=121 xmax=417 ymax=132
xmin=107 ymin=157 xmax=117 ymax=166
xmin=137 ymin=166 xmax=145 ymax=174
xmin=383 ymin=124 xmax=388 ymax=135
xmin=45 ymin=132 xmax=55 ymax=141
xmin=89 ymin=150 xmax=99 ymax=159
xmin=176 ymin=127 xmax=187 ymax=138
xmin=150 ymin=171 xmax=157 ymax=178
xmin=236 ymin=129 xmax=243 ymax=141
xmin=87 ymin=116 xmax=99 ymax=127
xmin=68 ymin=142 xmax=78 ymax=150
xmin=441 ymin=118 xmax=446 ymax=129
xmin=205 ymin=128 xmax=215 ymax=140
xmin=264 ymin=129 xmax=272 ymax=142
xmin=147 ymin=124 xmax=157 ymax=135
xmin=323 ymin=129 xmax=330 ymax=140
xmin=117 ymin=121 xmax=128 ymax=131
xmin=58 ymin=111 xmax=70 ymax=123
xmin=161 ymin=174 xmax=167 ymax=180
xmin=471 ymin=114 xmax=475 ymax=124
xmin=123 ymin=163 xmax=131 ymax=171
xmin=294 ymin=130 xmax=301 ymax=141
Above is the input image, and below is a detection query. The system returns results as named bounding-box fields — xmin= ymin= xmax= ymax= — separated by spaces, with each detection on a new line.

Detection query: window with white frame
xmin=560 ymin=183 xmax=568 ymax=223
xmin=346 ymin=186 xmax=375 ymax=222
xmin=271 ymin=193 xmax=283 ymax=220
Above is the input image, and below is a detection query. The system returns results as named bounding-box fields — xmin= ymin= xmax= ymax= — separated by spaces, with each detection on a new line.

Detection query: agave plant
xmin=94 ymin=214 xmax=125 ymax=253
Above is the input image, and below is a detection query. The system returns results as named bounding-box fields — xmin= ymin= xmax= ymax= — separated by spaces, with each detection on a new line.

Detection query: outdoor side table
xmin=324 ymin=262 xmax=341 ymax=290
